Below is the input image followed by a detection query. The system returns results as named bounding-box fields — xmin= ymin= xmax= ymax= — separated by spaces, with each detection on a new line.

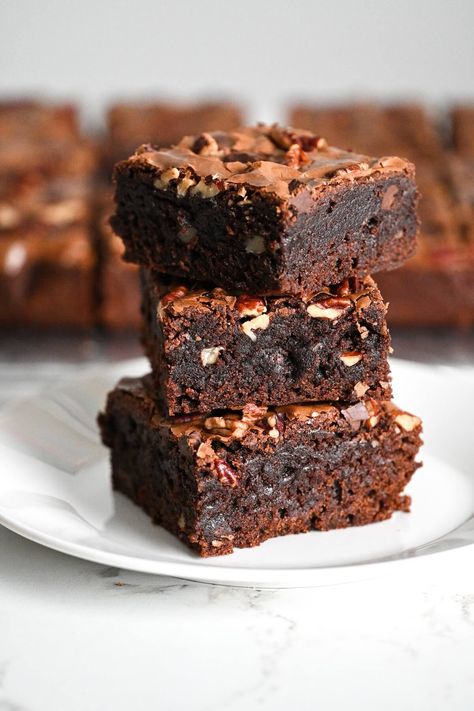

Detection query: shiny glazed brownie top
xmin=121 ymin=123 xmax=415 ymax=201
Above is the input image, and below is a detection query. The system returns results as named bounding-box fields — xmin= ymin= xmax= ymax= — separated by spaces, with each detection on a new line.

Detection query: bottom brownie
xmin=98 ymin=375 xmax=422 ymax=557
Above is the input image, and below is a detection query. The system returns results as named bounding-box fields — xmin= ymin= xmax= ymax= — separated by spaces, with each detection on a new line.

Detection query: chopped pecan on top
xmin=160 ymin=286 xmax=189 ymax=307
xmin=192 ymin=132 xmax=220 ymax=156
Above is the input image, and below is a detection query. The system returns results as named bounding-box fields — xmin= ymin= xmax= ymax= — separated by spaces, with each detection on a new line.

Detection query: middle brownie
xmin=141 ymin=269 xmax=392 ymax=415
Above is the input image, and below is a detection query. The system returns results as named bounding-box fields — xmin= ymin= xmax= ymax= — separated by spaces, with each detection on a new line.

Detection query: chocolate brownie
xmin=106 ymin=100 xmax=242 ymax=167
xmin=0 ymin=179 xmax=96 ymax=328
xmin=98 ymin=375 xmax=422 ymax=557
xmin=111 ymin=124 xmax=419 ymax=296
xmin=96 ymin=195 xmax=141 ymax=330
xmin=141 ymin=270 xmax=392 ymax=415
xmin=0 ymin=226 xmax=95 ymax=328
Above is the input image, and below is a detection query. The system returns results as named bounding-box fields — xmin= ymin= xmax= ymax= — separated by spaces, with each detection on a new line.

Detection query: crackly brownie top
xmin=120 ymin=123 xmax=414 ymax=201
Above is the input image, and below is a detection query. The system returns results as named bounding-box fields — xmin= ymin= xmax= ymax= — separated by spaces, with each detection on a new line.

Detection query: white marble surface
xmin=1 ymin=336 xmax=474 ymax=711
xmin=0 ymin=525 xmax=474 ymax=711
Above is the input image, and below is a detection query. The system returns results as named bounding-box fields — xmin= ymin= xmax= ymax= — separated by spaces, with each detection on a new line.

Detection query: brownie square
xmin=0 ymin=179 xmax=96 ymax=328
xmin=98 ymin=375 xmax=422 ymax=557
xmin=141 ymin=270 xmax=392 ymax=415
xmin=111 ymin=124 xmax=419 ymax=296
xmin=0 ymin=226 xmax=95 ymax=328
xmin=0 ymin=100 xmax=97 ymax=181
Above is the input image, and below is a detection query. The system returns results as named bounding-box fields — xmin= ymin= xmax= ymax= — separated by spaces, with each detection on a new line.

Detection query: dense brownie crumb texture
xmin=99 ymin=376 xmax=422 ymax=557
xmin=112 ymin=123 xmax=419 ymax=295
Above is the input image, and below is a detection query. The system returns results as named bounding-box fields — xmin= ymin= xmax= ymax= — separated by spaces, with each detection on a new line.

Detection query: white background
xmin=0 ymin=0 xmax=473 ymax=126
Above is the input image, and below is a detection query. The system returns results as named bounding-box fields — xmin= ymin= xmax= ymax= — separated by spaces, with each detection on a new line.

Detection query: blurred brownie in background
xmin=0 ymin=100 xmax=80 ymax=142
xmin=0 ymin=178 xmax=96 ymax=328
xmin=96 ymin=194 xmax=141 ymax=330
xmin=290 ymin=103 xmax=443 ymax=163
xmin=105 ymin=100 xmax=243 ymax=168
xmin=290 ymin=102 xmax=474 ymax=326
xmin=0 ymin=101 xmax=99 ymax=329
xmin=452 ymin=105 xmax=474 ymax=158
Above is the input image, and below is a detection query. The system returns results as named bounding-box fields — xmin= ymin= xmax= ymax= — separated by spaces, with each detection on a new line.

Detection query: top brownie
xmin=111 ymin=124 xmax=419 ymax=295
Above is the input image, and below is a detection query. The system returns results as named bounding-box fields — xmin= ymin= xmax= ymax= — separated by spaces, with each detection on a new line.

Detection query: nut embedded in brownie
xmin=98 ymin=375 xmax=422 ymax=557
xmin=141 ymin=269 xmax=392 ymax=415
xmin=111 ymin=123 xmax=419 ymax=296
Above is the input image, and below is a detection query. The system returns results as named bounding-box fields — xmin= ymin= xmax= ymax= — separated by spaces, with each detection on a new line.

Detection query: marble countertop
xmin=1 ymin=525 xmax=474 ymax=711
xmin=1 ymin=332 xmax=474 ymax=711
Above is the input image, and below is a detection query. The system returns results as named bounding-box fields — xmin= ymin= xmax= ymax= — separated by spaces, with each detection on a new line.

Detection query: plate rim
xmin=0 ymin=504 xmax=472 ymax=588
xmin=1 ymin=357 xmax=473 ymax=588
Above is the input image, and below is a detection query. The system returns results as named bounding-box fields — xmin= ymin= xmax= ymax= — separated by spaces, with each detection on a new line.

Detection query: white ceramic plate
xmin=0 ymin=358 xmax=473 ymax=588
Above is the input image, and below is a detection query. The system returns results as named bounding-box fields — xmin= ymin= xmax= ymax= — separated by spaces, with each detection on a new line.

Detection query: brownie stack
xmin=99 ymin=124 xmax=423 ymax=557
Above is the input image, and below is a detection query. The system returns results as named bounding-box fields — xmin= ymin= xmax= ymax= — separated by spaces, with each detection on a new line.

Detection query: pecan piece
xmin=200 ymin=346 xmax=223 ymax=366
xmin=394 ymin=413 xmax=421 ymax=432
xmin=340 ymin=351 xmax=362 ymax=366
xmin=160 ymin=286 xmax=189 ymax=307
xmin=307 ymin=296 xmax=352 ymax=320
xmin=241 ymin=313 xmax=270 ymax=341
xmin=192 ymin=132 xmax=220 ymax=155
xmin=236 ymin=295 xmax=266 ymax=317
xmin=214 ymin=458 xmax=239 ymax=487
